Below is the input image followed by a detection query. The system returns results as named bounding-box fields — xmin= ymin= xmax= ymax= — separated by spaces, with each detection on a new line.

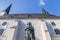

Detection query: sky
xmin=0 ymin=0 xmax=60 ymax=16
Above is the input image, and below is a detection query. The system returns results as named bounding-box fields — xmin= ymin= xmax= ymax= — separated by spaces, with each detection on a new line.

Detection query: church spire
xmin=4 ymin=4 xmax=12 ymax=15
xmin=0 ymin=4 xmax=12 ymax=16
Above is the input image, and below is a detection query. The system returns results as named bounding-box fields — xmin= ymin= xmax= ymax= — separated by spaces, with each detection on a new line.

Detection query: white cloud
xmin=39 ymin=0 xmax=45 ymax=6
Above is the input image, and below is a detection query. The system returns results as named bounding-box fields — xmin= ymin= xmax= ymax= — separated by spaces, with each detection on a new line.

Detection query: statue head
xmin=27 ymin=22 xmax=32 ymax=26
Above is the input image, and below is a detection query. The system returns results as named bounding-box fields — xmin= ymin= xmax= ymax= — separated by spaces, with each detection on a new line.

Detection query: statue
xmin=25 ymin=22 xmax=35 ymax=40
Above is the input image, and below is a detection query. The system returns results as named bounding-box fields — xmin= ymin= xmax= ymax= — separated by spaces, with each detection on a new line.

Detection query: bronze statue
xmin=25 ymin=22 xmax=35 ymax=40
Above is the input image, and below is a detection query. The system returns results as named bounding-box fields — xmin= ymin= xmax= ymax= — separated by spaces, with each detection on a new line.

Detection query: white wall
xmin=51 ymin=35 xmax=60 ymax=40
xmin=44 ymin=19 xmax=60 ymax=40
xmin=16 ymin=19 xmax=52 ymax=40
xmin=0 ymin=19 xmax=18 ymax=40
xmin=16 ymin=19 xmax=43 ymax=40
xmin=0 ymin=19 xmax=60 ymax=40
xmin=45 ymin=20 xmax=60 ymax=29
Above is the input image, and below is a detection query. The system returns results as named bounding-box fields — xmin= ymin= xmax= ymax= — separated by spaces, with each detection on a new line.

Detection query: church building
xmin=0 ymin=4 xmax=60 ymax=40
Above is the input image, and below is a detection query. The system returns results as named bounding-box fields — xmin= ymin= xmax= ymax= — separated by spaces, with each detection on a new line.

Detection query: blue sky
xmin=0 ymin=0 xmax=60 ymax=16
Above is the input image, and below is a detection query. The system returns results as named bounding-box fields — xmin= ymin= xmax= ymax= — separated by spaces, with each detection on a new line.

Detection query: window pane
xmin=55 ymin=29 xmax=60 ymax=34
xmin=0 ymin=29 xmax=4 ymax=35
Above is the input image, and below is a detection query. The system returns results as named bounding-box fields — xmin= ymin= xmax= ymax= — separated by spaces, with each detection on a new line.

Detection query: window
xmin=55 ymin=29 xmax=60 ymax=34
xmin=2 ymin=22 xmax=7 ymax=26
xmin=0 ymin=29 xmax=4 ymax=35
xmin=51 ymin=22 xmax=56 ymax=26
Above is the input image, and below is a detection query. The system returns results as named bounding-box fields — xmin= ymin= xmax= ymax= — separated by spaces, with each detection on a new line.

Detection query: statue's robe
xmin=25 ymin=26 xmax=35 ymax=40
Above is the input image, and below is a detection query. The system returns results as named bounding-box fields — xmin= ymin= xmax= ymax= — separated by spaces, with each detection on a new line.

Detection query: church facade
xmin=0 ymin=4 xmax=60 ymax=40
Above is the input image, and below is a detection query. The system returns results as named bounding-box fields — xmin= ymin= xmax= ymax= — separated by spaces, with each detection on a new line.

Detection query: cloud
xmin=39 ymin=0 xmax=45 ymax=6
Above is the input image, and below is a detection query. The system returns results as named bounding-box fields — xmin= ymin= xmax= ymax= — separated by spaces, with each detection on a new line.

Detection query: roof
xmin=0 ymin=9 xmax=60 ymax=19
xmin=0 ymin=13 xmax=60 ymax=19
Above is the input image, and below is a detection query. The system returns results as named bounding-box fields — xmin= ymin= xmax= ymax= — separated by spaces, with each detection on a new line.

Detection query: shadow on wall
xmin=45 ymin=21 xmax=55 ymax=35
xmin=16 ymin=21 xmax=26 ymax=40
